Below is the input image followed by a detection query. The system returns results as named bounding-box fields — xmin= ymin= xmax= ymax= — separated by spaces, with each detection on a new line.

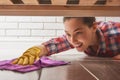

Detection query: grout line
xmin=80 ymin=64 xmax=99 ymax=80
xmin=38 ymin=70 xmax=42 ymax=80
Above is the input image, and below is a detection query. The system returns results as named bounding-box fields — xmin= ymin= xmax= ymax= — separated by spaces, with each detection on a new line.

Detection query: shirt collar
xmin=96 ymin=27 xmax=106 ymax=53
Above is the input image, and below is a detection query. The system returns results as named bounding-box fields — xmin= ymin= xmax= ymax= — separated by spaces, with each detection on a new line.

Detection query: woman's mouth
xmin=75 ymin=43 xmax=83 ymax=48
xmin=74 ymin=43 xmax=84 ymax=51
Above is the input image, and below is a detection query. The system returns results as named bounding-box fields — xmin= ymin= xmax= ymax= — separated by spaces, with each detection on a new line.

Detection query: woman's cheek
xmin=78 ymin=34 xmax=88 ymax=43
xmin=66 ymin=36 xmax=71 ymax=43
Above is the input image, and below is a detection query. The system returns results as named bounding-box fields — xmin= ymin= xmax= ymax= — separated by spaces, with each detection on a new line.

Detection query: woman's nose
xmin=70 ymin=36 xmax=78 ymax=44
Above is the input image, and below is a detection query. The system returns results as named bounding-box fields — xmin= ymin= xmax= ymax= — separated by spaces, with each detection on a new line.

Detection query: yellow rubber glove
xmin=12 ymin=46 xmax=42 ymax=65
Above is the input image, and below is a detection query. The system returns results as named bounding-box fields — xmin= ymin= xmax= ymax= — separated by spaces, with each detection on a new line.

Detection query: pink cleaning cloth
xmin=0 ymin=56 xmax=69 ymax=73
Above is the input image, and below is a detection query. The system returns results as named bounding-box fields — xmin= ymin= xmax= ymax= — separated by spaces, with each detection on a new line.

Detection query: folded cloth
xmin=0 ymin=56 xmax=68 ymax=73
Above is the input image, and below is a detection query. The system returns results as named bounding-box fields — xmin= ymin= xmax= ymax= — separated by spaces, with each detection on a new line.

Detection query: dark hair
xmin=63 ymin=17 xmax=96 ymax=28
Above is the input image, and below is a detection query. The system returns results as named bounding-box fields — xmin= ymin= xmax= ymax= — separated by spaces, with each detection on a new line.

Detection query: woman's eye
xmin=76 ymin=32 xmax=83 ymax=35
xmin=66 ymin=33 xmax=71 ymax=37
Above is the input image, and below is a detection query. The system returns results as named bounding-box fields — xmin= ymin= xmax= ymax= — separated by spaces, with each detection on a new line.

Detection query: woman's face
xmin=64 ymin=18 xmax=97 ymax=52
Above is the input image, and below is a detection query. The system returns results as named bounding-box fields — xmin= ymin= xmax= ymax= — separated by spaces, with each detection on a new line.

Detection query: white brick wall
xmin=0 ymin=30 xmax=5 ymax=36
xmin=0 ymin=16 xmax=66 ymax=41
xmin=0 ymin=16 xmax=120 ymax=42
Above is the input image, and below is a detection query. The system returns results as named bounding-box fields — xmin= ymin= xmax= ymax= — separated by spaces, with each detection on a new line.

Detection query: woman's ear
xmin=92 ymin=22 xmax=98 ymax=32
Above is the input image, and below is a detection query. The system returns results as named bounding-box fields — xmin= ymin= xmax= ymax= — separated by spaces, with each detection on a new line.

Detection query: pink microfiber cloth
xmin=0 ymin=56 xmax=68 ymax=73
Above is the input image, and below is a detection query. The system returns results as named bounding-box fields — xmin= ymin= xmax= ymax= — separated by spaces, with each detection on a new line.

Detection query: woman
xmin=12 ymin=17 xmax=120 ymax=65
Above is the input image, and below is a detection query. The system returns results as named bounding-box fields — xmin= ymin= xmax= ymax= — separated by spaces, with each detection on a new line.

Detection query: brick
xmin=0 ymin=37 xmax=18 ymax=41
xmin=19 ymin=36 xmax=43 ymax=39
xmin=18 ymin=36 xmax=45 ymax=42
xmin=105 ymin=17 xmax=120 ymax=22
xmin=0 ymin=23 xmax=18 ymax=29
xmin=6 ymin=29 xmax=30 ymax=36
xmin=56 ymin=17 xmax=63 ymax=22
xmin=19 ymin=23 xmax=43 ymax=29
xmin=31 ymin=30 xmax=56 ymax=37
xmin=0 ymin=16 xmax=5 ymax=22
xmin=0 ymin=30 xmax=5 ymax=36
xmin=44 ymin=23 xmax=64 ymax=29
xmin=6 ymin=16 xmax=31 ymax=22
xmin=31 ymin=16 xmax=56 ymax=22
xmin=96 ymin=17 xmax=106 ymax=21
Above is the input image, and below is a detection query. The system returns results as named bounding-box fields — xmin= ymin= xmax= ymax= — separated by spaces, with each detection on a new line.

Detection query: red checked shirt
xmin=42 ymin=21 xmax=120 ymax=57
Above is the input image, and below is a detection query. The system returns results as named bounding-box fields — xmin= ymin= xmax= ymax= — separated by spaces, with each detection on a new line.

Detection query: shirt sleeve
xmin=42 ymin=35 xmax=74 ymax=56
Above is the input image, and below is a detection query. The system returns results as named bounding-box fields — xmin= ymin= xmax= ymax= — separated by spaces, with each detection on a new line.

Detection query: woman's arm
xmin=12 ymin=35 xmax=73 ymax=65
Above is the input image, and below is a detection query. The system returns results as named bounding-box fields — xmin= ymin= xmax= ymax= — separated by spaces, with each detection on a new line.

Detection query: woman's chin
xmin=76 ymin=47 xmax=85 ymax=52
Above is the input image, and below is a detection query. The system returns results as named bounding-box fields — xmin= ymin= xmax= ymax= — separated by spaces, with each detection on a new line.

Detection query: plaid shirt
xmin=42 ymin=35 xmax=74 ymax=56
xmin=42 ymin=21 xmax=120 ymax=57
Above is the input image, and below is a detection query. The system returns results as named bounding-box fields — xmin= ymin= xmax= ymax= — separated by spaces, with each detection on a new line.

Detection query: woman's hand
xmin=12 ymin=46 xmax=42 ymax=65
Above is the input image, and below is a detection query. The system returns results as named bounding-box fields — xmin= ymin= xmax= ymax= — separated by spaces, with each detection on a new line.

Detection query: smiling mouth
xmin=75 ymin=43 xmax=83 ymax=48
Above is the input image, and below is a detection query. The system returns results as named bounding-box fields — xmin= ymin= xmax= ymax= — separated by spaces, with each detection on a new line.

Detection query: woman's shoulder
xmin=97 ymin=21 xmax=120 ymax=37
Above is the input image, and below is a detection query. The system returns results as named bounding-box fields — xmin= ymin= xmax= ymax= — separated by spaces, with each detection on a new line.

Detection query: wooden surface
xmin=40 ymin=53 xmax=120 ymax=80
xmin=80 ymin=60 xmax=120 ymax=80
xmin=0 ymin=5 xmax=120 ymax=16
xmin=40 ymin=62 xmax=96 ymax=80
xmin=0 ymin=51 xmax=120 ymax=80
xmin=0 ymin=0 xmax=120 ymax=16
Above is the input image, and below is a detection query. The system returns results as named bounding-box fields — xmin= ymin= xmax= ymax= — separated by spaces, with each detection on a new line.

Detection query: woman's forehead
xmin=64 ymin=25 xmax=86 ymax=33
xmin=64 ymin=19 xmax=84 ymax=27
xmin=64 ymin=20 xmax=85 ymax=28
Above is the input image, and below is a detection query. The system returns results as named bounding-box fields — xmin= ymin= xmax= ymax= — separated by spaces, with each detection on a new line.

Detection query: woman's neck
xmin=91 ymin=32 xmax=99 ymax=47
